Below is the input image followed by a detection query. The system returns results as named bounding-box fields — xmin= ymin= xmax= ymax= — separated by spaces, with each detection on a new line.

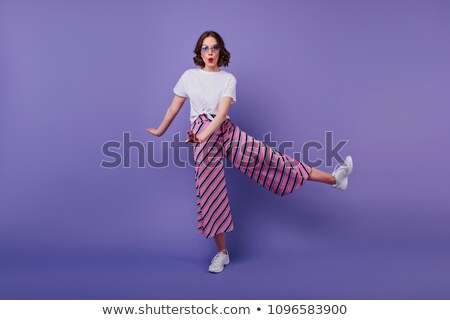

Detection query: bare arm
xmin=185 ymin=96 xmax=232 ymax=143
xmin=146 ymin=95 xmax=187 ymax=137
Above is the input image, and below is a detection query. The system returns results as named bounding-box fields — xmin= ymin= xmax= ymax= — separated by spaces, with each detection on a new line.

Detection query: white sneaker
xmin=332 ymin=156 xmax=353 ymax=191
xmin=208 ymin=250 xmax=230 ymax=273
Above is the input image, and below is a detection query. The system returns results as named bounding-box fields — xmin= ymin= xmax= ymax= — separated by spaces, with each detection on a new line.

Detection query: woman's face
xmin=201 ymin=36 xmax=220 ymax=69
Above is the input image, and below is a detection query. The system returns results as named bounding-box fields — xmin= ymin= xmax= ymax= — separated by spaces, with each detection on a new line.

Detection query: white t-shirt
xmin=173 ymin=68 xmax=237 ymax=123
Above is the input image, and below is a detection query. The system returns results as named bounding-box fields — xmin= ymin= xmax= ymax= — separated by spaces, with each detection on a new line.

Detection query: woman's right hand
xmin=146 ymin=127 xmax=162 ymax=137
xmin=185 ymin=130 xmax=203 ymax=144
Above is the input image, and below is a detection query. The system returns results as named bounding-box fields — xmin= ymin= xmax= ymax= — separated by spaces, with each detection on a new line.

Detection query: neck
xmin=202 ymin=66 xmax=220 ymax=72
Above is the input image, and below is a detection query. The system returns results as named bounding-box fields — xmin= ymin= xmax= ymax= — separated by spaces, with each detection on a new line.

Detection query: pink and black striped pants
xmin=190 ymin=114 xmax=312 ymax=238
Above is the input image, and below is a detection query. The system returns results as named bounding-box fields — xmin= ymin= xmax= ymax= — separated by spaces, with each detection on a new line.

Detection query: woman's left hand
xmin=185 ymin=130 xmax=204 ymax=143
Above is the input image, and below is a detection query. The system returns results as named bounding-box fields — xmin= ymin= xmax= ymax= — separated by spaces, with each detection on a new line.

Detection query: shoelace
xmin=211 ymin=252 xmax=226 ymax=265
xmin=333 ymin=161 xmax=347 ymax=174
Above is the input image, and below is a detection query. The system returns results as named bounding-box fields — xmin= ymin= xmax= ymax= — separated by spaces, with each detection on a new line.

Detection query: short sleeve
xmin=221 ymin=75 xmax=237 ymax=104
xmin=173 ymin=70 xmax=188 ymax=97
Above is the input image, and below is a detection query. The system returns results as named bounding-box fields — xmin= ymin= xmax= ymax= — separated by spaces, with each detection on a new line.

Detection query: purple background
xmin=1 ymin=0 xmax=450 ymax=299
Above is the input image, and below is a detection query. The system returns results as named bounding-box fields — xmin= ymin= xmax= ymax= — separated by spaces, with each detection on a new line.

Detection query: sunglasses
xmin=201 ymin=45 xmax=220 ymax=54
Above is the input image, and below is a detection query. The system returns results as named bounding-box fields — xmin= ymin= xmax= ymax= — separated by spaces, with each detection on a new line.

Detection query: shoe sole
xmin=208 ymin=259 xmax=230 ymax=273
xmin=345 ymin=156 xmax=353 ymax=175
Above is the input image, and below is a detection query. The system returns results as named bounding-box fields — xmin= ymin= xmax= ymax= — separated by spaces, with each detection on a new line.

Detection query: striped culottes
xmin=190 ymin=114 xmax=312 ymax=238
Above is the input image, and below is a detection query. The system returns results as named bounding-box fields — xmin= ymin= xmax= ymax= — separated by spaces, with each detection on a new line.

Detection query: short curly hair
xmin=193 ymin=30 xmax=231 ymax=68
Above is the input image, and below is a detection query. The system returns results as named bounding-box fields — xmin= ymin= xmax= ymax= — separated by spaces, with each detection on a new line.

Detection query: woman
xmin=147 ymin=30 xmax=353 ymax=273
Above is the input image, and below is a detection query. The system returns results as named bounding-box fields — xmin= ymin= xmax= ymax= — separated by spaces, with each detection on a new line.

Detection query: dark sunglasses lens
xmin=201 ymin=46 xmax=219 ymax=53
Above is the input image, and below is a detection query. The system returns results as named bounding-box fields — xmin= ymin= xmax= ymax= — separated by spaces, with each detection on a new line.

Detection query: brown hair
xmin=193 ymin=30 xmax=231 ymax=68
